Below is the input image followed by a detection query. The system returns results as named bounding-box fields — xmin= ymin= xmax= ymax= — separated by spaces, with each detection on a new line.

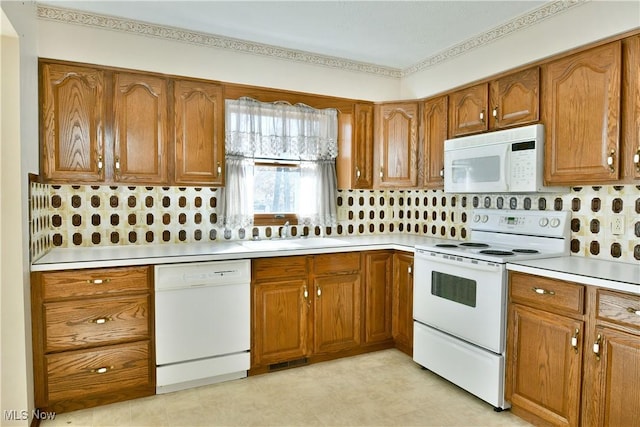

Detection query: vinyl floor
xmin=41 ymin=349 xmax=532 ymax=427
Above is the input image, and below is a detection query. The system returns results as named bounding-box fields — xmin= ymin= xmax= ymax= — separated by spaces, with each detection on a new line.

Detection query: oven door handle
xmin=415 ymin=251 xmax=502 ymax=272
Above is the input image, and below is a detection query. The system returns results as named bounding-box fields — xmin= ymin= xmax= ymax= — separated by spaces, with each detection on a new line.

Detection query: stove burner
xmin=479 ymin=250 xmax=515 ymax=256
xmin=460 ymin=242 xmax=490 ymax=248
xmin=512 ymin=249 xmax=540 ymax=254
xmin=435 ymin=244 xmax=458 ymax=248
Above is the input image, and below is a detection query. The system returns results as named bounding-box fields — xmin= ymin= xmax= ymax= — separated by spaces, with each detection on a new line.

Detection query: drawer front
xmin=252 ymin=256 xmax=308 ymax=281
xmin=41 ymin=266 xmax=150 ymax=300
xmin=313 ymin=252 xmax=361 ymax=275
xmin=597 ymin=289 xmax=640 ymax=330
xmin=44 ymin=295 xmax=150 ymax=352
xmin=510 ymin=272 xmax=584 ymax=315
xmin=46 ymin=341 xmax=151 ymax=402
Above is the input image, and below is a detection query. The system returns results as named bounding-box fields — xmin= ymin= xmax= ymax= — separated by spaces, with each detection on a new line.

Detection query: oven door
xmin=413 ymin=249 xmax=507 ymax=354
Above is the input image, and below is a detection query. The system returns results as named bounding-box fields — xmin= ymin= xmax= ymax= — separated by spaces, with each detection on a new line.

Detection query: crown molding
xmin=402 ymin=0 xmax=588 ymax=77
xmin=36 ymin=5 xmax=402 ymax=78
xmin=37 ymin=1 xmax=587 ymax=79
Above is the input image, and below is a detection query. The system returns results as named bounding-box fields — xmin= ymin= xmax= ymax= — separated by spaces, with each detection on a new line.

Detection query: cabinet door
xmin=489 ymin=67 xmax=540 ymax=130
xmin=113 ymin=72 xmax=168 ymax=184
xmin=392 ymin=253 xmax=413 ymax=355
xmin=421 ymin=96 xmax=448 ymax=188
xmin=252 ymin=279 xmax=308 ymax=367
xmin=353 ymin=104 xmax=374 ymax=188
xmin=313 ymin=274 xmax=361 ymax=354
xmin=448 ymin=83 xmax=488 ymax=137
xmin=40 ymin=62 xmax=105 ymax=183
xmin=586 ymin=326 xmax=640 ymax=427
xmin=543 ymin=41 xmax=621 ymax=184
xmin=375 ymin=102 xmax=418 ymax=188
xmin=363 ymin=252 xmax=393 ymax=345
xmin=337 ymin=104 xmax=373 ymax=189
xmin=174 ymin=80 xmax=224 ymax=185
xmin=622 ymin=35 xmax=640 ymax=181
xmin=506 ymin=304 xmax=583 ymax=427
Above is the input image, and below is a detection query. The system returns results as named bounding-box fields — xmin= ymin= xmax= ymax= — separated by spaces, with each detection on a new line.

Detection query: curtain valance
xmin=225 ymin=97 xmax=338 ymax=160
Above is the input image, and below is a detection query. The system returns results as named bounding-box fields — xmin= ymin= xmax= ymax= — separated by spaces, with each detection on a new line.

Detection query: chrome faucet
xmin=280 ymin=221 xmax=290 ymax=239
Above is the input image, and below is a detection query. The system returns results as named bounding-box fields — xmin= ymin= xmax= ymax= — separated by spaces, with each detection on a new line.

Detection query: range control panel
xmin=471 ymin=209 xmax=569 ymax=238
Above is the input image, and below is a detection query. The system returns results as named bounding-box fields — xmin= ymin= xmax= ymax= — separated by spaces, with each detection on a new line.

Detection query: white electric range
xmin=412 ymin=209 xmax=570 ymax=410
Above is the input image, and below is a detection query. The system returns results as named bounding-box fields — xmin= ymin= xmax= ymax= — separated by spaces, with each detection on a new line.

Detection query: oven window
xmin=431 ymin=272 xmax=477 ymax=307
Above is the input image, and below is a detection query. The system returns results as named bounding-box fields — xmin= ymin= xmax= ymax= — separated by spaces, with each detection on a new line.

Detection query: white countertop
xmin=31 ymin=234 xmax=444 ymax=271
xmin=507 ymin=257 xmax=639 ymax=294
xmin=32 ymin=235 xmax=639 ymax=295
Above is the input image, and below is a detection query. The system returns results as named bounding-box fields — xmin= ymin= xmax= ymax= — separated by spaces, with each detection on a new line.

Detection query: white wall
xmin=1 ymin=2 xmax=39 ymax=425
xmin=37 ymin=18 xmax=401 ymax=102
xmin=401 ymin=1 xmax=640 ymax=99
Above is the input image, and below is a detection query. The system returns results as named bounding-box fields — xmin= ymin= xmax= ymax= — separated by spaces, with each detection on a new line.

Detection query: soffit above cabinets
xmin=36 ymin=0 xmax=586 ymax=78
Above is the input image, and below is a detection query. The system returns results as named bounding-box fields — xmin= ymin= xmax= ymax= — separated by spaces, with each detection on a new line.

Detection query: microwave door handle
xmin=502 ymin=145 xmax=510 ymax=191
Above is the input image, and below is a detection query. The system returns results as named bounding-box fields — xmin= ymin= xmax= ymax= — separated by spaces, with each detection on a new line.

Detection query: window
xmin=223 ymin=97 xmax=338 ymax=230
xmin=253 ymin=162 xmax=301 ymax=225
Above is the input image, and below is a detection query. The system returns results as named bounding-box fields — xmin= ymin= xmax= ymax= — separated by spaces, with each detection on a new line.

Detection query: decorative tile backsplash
xmin=30 ymin=182 xmax=640 ymax=264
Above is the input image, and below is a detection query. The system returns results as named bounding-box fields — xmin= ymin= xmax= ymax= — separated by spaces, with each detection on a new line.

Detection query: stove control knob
xmin=539 ymin=218 xmax=549 ymax=227
xmin=550 ymin=218 xmax=561 ymax=228
xmin=481 ymin=215 xmax=489 ymax=223
xmin=473 ymin=214 xmax=481 ymax=223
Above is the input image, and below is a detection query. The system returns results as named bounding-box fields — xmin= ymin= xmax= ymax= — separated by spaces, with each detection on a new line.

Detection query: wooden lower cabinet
xmin=506 ymin=272 xmax=640 ymax=427
xmin=251 ymin=254 xmax=361 ymax=372
xmin=392 ymin=252 xmax=414 ymax=356
xmin=363 ymin=251 xmax=393 ymax=345
xmin=313 ymin=273 xmax=361 ymax=353
xmin=252 ymin=278 xmax=309 ymax=367
xmin=31 ymin=266 xmax=155 ymax=413
xmin=251 ymin=250 xmax=414 ymax=373
xmin=582 ymin=288 xmax=640 ymax=427
xmin=507 ymin=304 xmax=584 ymax=427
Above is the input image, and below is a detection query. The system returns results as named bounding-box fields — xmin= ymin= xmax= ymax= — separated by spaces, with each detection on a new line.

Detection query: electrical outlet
xmin=611 ymin=215 xmax=625 ymax=235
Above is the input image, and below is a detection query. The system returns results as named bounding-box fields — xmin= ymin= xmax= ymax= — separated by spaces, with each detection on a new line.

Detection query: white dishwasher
xmin=154 ymin=259 xmax=250 ymax=394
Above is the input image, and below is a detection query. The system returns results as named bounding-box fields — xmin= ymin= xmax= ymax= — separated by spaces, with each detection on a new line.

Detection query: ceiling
xmin=39 ymin=1 xmax=556 ymax=71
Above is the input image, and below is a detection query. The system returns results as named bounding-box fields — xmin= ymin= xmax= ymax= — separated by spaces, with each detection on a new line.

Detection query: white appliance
xmin=413 ymin=209 xmax=570 ymax=410
xmin=444 ymin=124 xmax=565 ymax=193
xmin=155 ymin=260 xmax=250 ymax=394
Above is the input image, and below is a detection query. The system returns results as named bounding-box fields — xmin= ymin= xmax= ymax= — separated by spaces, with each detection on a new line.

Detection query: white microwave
xmin=444 ymin=124 xmax=564 ymax=194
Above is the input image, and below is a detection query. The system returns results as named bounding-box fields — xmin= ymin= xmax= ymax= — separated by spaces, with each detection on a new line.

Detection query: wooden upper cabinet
xmin=449 ymin=67 xmax=540 ymax=138
xmin=449 ymin=83 xmax=489 ymax=137
xmin=40 ymin=63 xmax=105 ymax=183
xmin=113 ymin=72 xmax=168 ymax=184
xmin=543 ymin=41 xmax=622 ymax=185
xmin=174 ymin=80 xmax=224 ymax=185
xmin=374 ymin=102 xmax=418 ymax=188
xmin=353 ymin=104 xmax=374 ymax=188
xmin=337 ymin=103 xmax=374 ymax=189
xmin=421 ymin=96 xmax=448 ymax=188
xmin=489 ymin=67 xmax=540 ymax=129
xmin=622 ymin=35 xmax=640 ymax=181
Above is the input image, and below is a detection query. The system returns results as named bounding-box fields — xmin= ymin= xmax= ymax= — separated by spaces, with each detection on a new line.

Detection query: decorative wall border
xmin=402 ymin=0 xmax=588 ymax=76
xmin=36 ymin=0 xmax=587 ymax=78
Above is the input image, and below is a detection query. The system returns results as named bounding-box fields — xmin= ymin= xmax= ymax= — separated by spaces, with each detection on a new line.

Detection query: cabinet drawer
xmin=252 ymin=256 xmax=307 ymax=281
xmin=314 ymin=252 xmax=361 ymax=275
xmin=41 ymin=267 xmax=150 ymax=300
xmin=597 ymin=289 xmax=640 ymax=330
xmin=46 ymin=341 xmax=151 ymax=402
xmin=510 ymin=272 xmax=584 ymax=315
xmin=44 ymin=295 xmax=150 ymax=352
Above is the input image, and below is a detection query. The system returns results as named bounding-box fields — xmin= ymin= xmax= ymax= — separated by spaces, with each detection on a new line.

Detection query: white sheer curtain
xmin=221 ymin=97 xmax=339 ymax=229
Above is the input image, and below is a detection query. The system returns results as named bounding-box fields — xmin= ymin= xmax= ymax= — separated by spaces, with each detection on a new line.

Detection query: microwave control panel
xmin=509 ymin=141 xmax=537 ymax=191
